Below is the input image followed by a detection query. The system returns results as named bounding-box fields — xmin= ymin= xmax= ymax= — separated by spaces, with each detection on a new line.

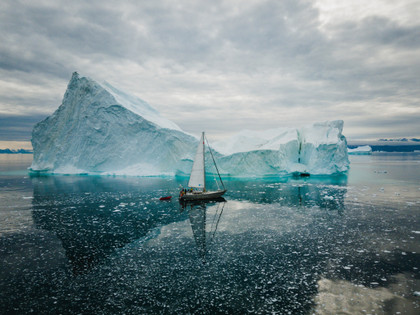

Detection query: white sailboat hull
xmin=180 ymin=190 xmax=227 ymax=201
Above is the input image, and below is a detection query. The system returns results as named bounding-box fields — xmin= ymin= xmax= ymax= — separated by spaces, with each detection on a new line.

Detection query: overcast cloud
xmin=0 ymin=0 xmax=419 ymax=142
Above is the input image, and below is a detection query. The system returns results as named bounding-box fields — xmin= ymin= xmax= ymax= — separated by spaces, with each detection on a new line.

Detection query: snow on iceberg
xmin=348 ymin=145 xmax=372 ymax=155
xmin=31 ymin=72 xmax=350 ymax=177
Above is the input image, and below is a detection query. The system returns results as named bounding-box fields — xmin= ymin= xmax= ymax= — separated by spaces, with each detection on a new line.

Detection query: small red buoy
xmin=159 ymin=196 xmax=172 ymax=201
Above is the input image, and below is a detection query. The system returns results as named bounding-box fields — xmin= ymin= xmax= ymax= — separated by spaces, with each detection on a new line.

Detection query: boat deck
xmin=180 ymin=189 xmax=226 ymax=201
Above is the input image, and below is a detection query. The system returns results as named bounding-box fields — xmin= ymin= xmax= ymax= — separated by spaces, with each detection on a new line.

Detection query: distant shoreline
xmin=0 ymin=149 xmax=33 ymax=154
xmin=348 ymin=144 xmax=420 ymax=152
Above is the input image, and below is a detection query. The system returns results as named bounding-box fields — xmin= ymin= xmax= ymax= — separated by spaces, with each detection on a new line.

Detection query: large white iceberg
xmin=31 ymin=73 xmax=349 ymax=177
xmin=214 ymin=121 xmax=349 ymax=176
xmin=31 ymin=72 xmax=197 ymax=176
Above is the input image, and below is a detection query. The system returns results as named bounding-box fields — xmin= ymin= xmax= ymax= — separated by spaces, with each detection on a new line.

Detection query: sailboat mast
xmin=202 ymin=131 xmax=206 ymax=192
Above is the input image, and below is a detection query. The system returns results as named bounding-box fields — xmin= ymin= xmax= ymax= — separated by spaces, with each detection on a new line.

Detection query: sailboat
xmin=180 ymin=132 xmax=226 ymax=201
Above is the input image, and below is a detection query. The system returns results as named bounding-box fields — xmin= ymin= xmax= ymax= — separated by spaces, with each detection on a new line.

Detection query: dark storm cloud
xmin=0 ymin=1 xmax=130 ymax=75
xmin=0 ymin=0 xmax=419 ymax=140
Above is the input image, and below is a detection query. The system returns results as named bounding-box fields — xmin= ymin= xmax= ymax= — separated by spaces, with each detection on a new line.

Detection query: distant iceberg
xmin=31 ymin=72 xmax=350 ymax=177
xmin=348 ymin=145 xmax=372 ymax=155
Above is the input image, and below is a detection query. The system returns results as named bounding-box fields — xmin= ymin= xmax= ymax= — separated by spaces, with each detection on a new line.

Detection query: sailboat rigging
xmin=180 ymin=132 xmax=227 ymax=201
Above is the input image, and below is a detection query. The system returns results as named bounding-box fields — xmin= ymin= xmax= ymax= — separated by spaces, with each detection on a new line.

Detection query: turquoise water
xmin=0 ymin=153 xmax=419 ymax=314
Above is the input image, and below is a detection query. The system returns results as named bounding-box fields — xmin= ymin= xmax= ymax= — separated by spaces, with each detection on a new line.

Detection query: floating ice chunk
xmin=348 ymin=145 xmax=372 ymax=155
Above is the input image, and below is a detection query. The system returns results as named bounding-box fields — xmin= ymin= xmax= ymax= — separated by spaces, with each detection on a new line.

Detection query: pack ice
xmin=31 ymin=73 xmax=349 ymax=176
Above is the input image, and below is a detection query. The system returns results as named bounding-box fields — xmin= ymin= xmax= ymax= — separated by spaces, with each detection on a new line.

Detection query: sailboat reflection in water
xmin=182 ymin=198 xmax=226 ymax=264
xmin=180 ymin=132 xmax=226 ymax=201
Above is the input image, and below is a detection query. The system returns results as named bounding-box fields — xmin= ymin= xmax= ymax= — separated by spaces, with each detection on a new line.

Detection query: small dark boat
xmin=159 ymin=196 xmax=172 ymax=201
xmin=292 ymin=171 xmax=310 ymax=177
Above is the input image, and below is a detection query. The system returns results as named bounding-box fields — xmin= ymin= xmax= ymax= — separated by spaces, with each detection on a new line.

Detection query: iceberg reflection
xmin=31 ymin=176 xmax=187 ymax=274
xmin=224 ymin=175 xmax=347 ymax=211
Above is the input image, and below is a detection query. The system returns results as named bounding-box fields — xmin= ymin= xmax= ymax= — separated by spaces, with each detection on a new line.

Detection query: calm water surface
xmin=0 ymin=153 xmax=419 ymax=314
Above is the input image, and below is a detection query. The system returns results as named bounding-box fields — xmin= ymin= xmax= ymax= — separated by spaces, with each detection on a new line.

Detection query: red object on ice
xmin=159 ymin=196 xmax=172 ymax=201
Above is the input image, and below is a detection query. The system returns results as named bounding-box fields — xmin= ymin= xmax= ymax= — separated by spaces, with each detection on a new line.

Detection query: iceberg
xmin=348 ymin=145 xmax=372 ymax=155
xmin=31 ymin=72 xmax=197 ymax=176
xmin=214 ymin=121 xmax=349 ymax=176
xmin=31 ymin=72 xmax=350 ymax=177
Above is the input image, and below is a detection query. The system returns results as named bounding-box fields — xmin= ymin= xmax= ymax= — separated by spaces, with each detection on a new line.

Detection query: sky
xmin=1 ymin=0 xmax=420 ymax=148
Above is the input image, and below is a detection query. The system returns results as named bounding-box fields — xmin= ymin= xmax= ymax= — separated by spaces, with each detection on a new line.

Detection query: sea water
xmin=0 ymin=153 xmax=419 ymax=314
